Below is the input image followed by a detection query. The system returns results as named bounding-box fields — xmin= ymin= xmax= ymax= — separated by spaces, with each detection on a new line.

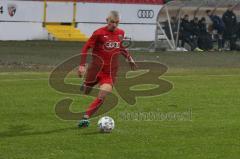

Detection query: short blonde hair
xmin=107 ymin=10 xmax=120 ymax=21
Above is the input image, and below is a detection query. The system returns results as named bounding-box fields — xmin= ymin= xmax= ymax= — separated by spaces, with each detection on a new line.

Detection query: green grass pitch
xmin=0 ymin=41 xmax=240 ymax=159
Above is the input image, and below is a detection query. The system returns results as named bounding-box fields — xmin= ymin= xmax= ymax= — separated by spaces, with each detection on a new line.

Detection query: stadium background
xmin=0 ymin=0 xmax=168 ymax=41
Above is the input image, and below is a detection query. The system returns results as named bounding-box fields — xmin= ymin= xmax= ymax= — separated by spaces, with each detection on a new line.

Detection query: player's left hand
xmin=127 ymin=56 xmax=137 ymax=70
xmin=129 ymin=61 xmax=137 ymax=70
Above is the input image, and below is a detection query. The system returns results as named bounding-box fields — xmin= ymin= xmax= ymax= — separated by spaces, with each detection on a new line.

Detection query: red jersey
xmin=80 ymin=26 xmax=131 ymax=74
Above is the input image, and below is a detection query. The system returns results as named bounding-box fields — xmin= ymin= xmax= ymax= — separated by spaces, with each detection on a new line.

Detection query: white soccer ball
xmin=97 ymin=116 xmax=115 ymax=133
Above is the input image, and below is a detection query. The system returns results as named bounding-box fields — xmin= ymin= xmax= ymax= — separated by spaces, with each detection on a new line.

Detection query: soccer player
xmin=78 ymin=10 xmax=137 ymax=128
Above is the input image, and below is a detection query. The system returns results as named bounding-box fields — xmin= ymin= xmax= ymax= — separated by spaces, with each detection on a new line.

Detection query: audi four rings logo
xmin=137 ymin=10 xmax=154 ymax=19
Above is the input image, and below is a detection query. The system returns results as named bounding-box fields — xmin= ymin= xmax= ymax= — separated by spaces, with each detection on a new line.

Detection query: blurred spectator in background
xmin=180 ymin=14 xmax=203 ymax=51
xmin=190 ymin=17 xmax=200 ymax=37
xmin=164 ymin=16 xmax=178 ymax=40
xmin=222 ymin=5 xmax=237 ymax=50
xmin=198 ymin=17 xmax=213 ymax=51
xmin=206 ymin=10 xmax=225 ymax=51
xmin=198 ymin=17 xmax=208 ymax=34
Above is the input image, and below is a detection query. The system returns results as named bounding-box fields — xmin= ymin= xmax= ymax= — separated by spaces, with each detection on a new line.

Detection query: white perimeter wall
xmin=0 ymin=0 xmax=162 ymax=41
xmin=77 ymin=23 xmax=156 ymax=41
xmin=0 ymin=22 xmax=49 ymax=40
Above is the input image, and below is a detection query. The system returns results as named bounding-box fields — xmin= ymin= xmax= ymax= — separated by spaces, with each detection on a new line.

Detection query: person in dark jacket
xmin=163 ymin=16 xmax=178 ymax=40
xmin=206 ymin=10 xmax=225 ymax=50
xmin=198 ymin=17 xmax=208 ymax=34
xmin=197 ymin=17 xmax=213 ymax=51
xmin=180 ymin=15 xmax=202 ymax=51
xmin=222 ymin=5 xmax=237 ymax=50
xmin=190 ymin=17 xmax=200 ymax=37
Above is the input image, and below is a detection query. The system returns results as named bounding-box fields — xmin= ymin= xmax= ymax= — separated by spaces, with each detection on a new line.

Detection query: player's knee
xmin=98 ymin=85 xmax=112 ymax=99
xmin=99 ymin=84 xmax=113 ymax=92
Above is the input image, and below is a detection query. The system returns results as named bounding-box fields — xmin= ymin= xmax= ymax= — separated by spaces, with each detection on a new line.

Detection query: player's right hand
xmin=78 ymin=65 xmax=86 ymax=78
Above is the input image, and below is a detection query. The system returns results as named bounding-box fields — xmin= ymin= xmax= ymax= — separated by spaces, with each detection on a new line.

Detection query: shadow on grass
xmin=81 ymin=131 xmax=104 ymax=136
xmin=0 ymin=124 xmax=78 ymax=139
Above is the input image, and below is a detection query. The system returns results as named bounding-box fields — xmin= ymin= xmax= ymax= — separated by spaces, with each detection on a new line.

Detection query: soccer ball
xmin=97 ymin=116 xmax=115 ymax=133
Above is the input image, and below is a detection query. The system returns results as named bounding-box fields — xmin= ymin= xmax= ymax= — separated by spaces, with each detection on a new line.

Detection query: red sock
xmin=86 ymin=98 xmax=103 ymax=117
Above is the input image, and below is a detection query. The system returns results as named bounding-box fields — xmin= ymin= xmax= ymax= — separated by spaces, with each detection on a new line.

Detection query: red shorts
xmin=84 ymin=71 xmax=116 ymax=87
xmin=97 ymin=72 xmax=115 ymax=85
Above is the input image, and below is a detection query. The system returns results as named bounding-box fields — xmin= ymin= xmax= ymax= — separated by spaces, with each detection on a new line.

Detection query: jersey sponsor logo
xmin=137 ymin=9 xmax=154 ymax=19
xmin=104 ymin=41 xmax=120 ymax=49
